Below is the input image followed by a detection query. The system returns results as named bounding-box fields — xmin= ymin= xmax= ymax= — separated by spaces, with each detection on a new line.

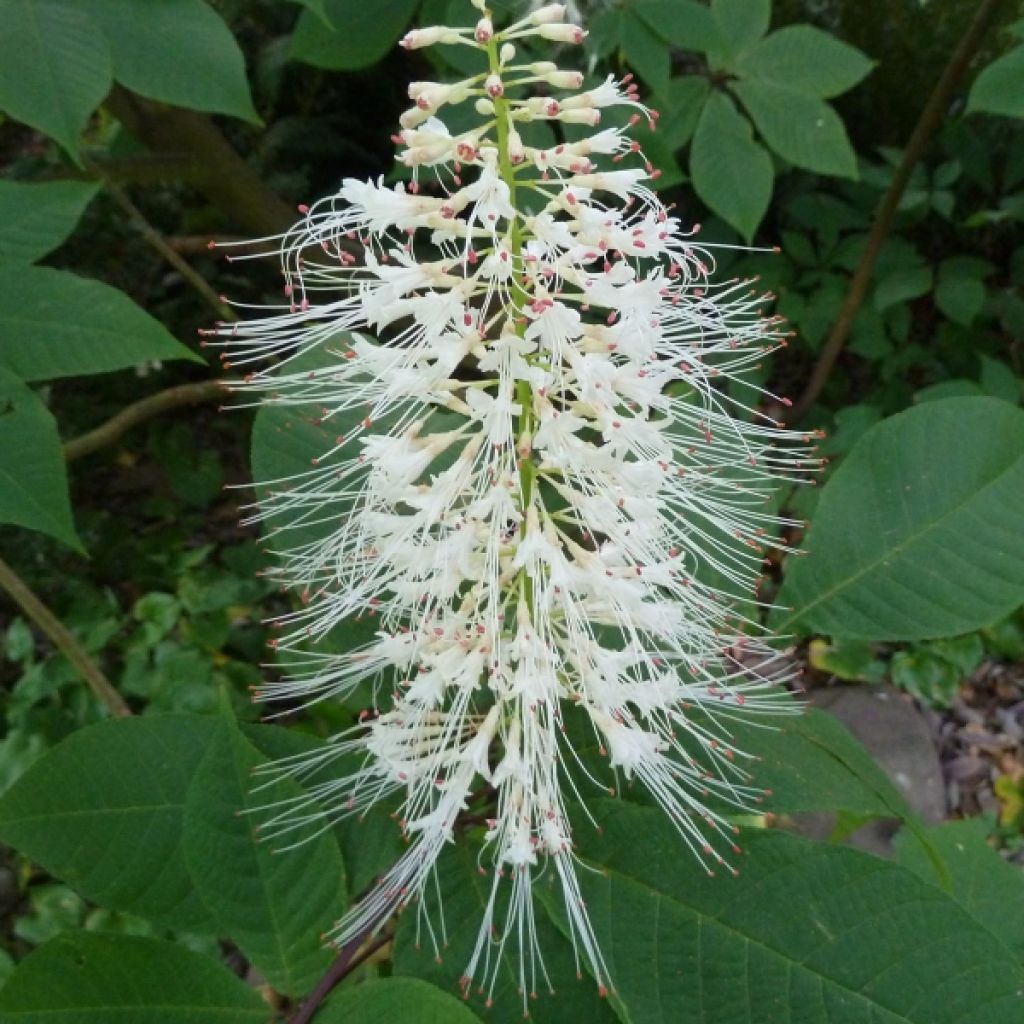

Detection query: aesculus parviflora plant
xmin=207 ymin=0 xmax=818 ymax=1008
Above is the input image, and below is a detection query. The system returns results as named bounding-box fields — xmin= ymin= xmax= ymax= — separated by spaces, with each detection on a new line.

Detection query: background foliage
xmin=0 ymin=0 xmax=1023 ymax=1021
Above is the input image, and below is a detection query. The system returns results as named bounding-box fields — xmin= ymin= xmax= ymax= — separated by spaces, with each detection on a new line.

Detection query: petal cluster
xmin=210 ymin=0 xmax=818 ymax=1006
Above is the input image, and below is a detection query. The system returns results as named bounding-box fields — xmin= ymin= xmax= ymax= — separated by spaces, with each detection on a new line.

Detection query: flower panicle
xmin=209 ymin=0 xmax=819 ymax=1007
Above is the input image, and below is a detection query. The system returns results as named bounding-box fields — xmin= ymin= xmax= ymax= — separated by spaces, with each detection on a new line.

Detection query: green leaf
xmin=968 ymin=45 xmax=1024 ymax=120
xmin=0 ymin=0 xmax=111 ymax=159
xmin=634 ymin=0 xmax=721 ymax=54
xmin=243 ymin=724 xmax=405 ymax=898
xmin=183 ymin=707 xmax=346 ymax=997
xmin=935 ymin=274 xmax=986 ymax=326
xmin=809 ymin=636 xmax=887 ymax=682
xmin=710 ymin=0 xmax=770 ymax=58
xmin=557 ymin=802 xmax=1024 ymax=1024
xmin=0 ymin=367 xmax=80 ymax=550
xmin=690 ymin=90 xmax=773 ymax=241
xmin=394 ymin=844 xmax=618 ymax=1024
xmin=737 ymin=25 xmax=874 ymax=98
xmin=288 ymin=0 xmax=331 ymax=23
xmin=291 ymin=0 xmax=418 ymax=70
xmin=644 ymin=75 xmax=710 ymax=150
xmin=0 ymin=181 xmax=98 ymax=265
xmin=776 ymin=398 xmax=1024 ymax=640
xmin=736 ymin=706 xmax=913 ymax=819
xmin=81 ymin=0 xmax=259 ymax=123
xmin=0 ymin=932 xmax=267 ymax=1023
xmin=733 ymin=80 xmax=857 ymax=178
xmin=979 ymin=355 xmax=1021 ymax=404
xmin=0 ymin=715 xmax=217 ymax=931
xmin=914 ymin=379 xmax=983 ymax=404
xmin=621 ymin=10 xmax=671 ymax=96
xmin=891 ymin=649 xmax=962 ymax=708
xmin=895 ymin=818 xmax=1024 ymax=959
xmin=319 ymin=978 xmax=484 ymax=1024
xmin=874 ymin=265 xmax=934 ymax=311
xmin=0 ymin=266 xmax=202 ymax=381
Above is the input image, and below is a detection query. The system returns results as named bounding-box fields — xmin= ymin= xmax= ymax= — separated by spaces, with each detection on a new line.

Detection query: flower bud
xmin=507 ymin=126 xmax=525 ymax=164
xmin=500 ymin=42 xmax=516 ymax=64
xmin=545 ymin=69 xmax=585 ymax=89
xmin=474 ymin=97 xmax=495 ymax=115
xmin=529 ymin=3 xmax=566 ymax=24
xmin=474 ymin=17 xmax=494 ymax=43
xmin=400 ymin=26 xmax=451 ymax=49
xmin=485 ymin=74 xmax=504 ymax=98
xmin=537 ymin=23 xmax=586 ymax=44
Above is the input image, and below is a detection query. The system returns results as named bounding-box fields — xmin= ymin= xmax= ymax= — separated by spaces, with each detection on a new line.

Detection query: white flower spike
xmin=208 ymin=1 xmax=819 ymax=1010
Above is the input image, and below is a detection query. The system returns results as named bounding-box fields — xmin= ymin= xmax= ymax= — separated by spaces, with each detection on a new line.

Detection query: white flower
xmin=214 ymin=0 xmax=817 ymax=1011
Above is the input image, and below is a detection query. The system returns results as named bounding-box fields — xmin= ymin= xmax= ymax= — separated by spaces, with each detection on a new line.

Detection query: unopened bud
xmin=485 ymin=74 xmax=504 ymax=98
xmin=545 ymin=70 xmax=585 ymax=89
xmin=474 ymin=98 xmax=495 ymax=116
xmin=500 ymin=42 xmax=516 ymax=64
xmin=507 ymin=127 xmax=525 ymax=164
xmin=400 ymin=26 xmax=449 ymax=49
xmin=474 ymin=17 xmax=493 ymax=43
xmin=529 ymin=3 xmax=566 ymax=24
xmin=537 ymin=23 xmax=586 ymax=44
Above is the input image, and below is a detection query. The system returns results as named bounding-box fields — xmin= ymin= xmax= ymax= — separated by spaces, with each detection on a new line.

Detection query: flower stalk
xmin=209 ymin=0 xmax=818 ymax=1007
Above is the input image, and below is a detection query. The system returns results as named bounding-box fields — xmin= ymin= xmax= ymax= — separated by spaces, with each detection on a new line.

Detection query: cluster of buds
xmin=209 ymin=0 xmax=817 ymax=1009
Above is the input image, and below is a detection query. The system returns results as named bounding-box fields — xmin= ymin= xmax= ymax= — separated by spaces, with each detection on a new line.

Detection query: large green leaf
xmin=290 ymin=0 xmax=419 ymax=70
xmin=0 ymin=367 xmax=80 ymax=550
xmin=0 ymin=181 xmax=98 ymax=265
xmin=710 ymin=0 xmax=770 ymax=59
xmin=319 ymin=978 xmax=484 ymax=1024
xmin=967 ymin=45 xmax=1024 ymax=120
xmin=690 ymin=91 xmax=773 ymax=241
xmin=554 ymin=800 xmax=1024 ymax=1024
xmin=777 ymin=398 xmax=1024 ymax=641
xmin=731 ymin=706 xmax=912 ymax=820
xmin=737 ymin=26 xmax=874 ymax=98
xmin=0 ymin=0 xmax=111 ymax=159
xmin=0 ymin=932 xmax=267 ymax=1023
xmin=733 ymin=80 xmax=858 ymax=178
xmin=0 ymin=715 xmax=216 ymax=931
xmin=0 ymin=266 xmax=202 ymax=380
xmin=894 ymin=818 xmax=1024 ymax=959
xmin=81 ymin=0 xmax=259 ymax=123
xmin=244 ymin=724 xmax=404 ymax=899
xmin=634 ymin=0 xmax=721 ymax=54
xmin=183 ymin=707 xmax=347 ymax=997
xmin=394 ymin=843 xmax=618 ymax=1024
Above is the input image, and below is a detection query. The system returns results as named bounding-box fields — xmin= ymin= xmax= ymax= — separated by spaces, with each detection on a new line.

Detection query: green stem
xmin=487 ymin=31 xmax=537 ymax=614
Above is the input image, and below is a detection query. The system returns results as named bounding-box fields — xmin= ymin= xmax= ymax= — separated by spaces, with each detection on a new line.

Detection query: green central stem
xmin=487 ymin=32 xmax=536 ymax=614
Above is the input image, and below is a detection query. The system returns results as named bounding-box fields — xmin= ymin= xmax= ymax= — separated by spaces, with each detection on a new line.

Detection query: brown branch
xmin=288 ymin=932 xmax=393 ymax=1024
xmin=63 ymin=380 xmax=225 ymax=463
xmin=104 ymin=86 xmax=296 ymax=237
xmin=0 ymin=555 xmax=132 ymax=718
xmin=83 ymin=160 xmax=237 ymax=323
xmin=789 ymin=0 xmax=1006 ymax=422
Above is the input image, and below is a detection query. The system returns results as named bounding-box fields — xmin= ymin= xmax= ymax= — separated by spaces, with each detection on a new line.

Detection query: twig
xmin=63 ymin=380 xmax=225 ymax=463
xmin=0 ymin=555 xmax=132 ymax=718
xmin=789 ymin=0 xmax=1006 ymax=422
xmin=288 ymin=932 xmax=393 ymax=1024
xmin=85 ymin=161 xmax=237 ymax=323
xmin=86 ymin=159 xmax=235 ymax=321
